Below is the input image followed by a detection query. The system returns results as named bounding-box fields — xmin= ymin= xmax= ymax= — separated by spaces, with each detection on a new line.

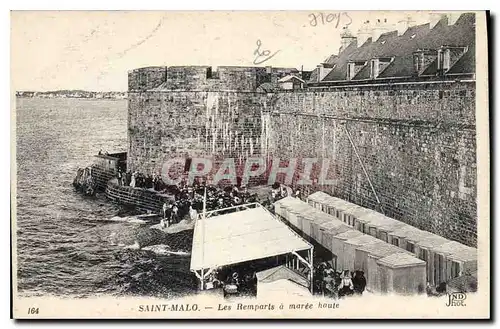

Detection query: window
xmin=360 ymin=223 xmax=366 ymax=233
xmin=370 ymin=59 xmax=379 ymax=79
xmin=435 ymin=254 xmax=444 ymax=284
xmin=437 ymin=50 xmax=443 ymax=70
xmin=347 ymin=63 xmax=355 ymax=80
xmin=379 ymin=231 xmax=388 ymax=242
xmin=347 ymin=61 xmax=369 ymax=80
xmin=451 ymin=261 xmax=461 ymax=278
xmin=413 ymin=54 xmax=419 ymax=71
xmin=392 ymin=237 xmax=399 ymax=247
xmin=443 ymin=49 xmax=451 ymax=70
xmin=407 ymin=242 xmax=415 ymax=254
xmin=371 ymin=57 xmax=392 ymax=79
xmin=369 ymin=227 xmax=377 ymax=237
xmin=348 ymin=217 xmax=353 ymax=226
xmin=413 ymin=53 xmax=421 ymax=72
xmin=438 ymin=48 xmax=451 ymax=72
xmin=419 ymin=248 xmax=428 ymax=261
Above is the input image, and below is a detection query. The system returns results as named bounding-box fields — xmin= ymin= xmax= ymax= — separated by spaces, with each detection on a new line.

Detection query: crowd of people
xmin=157 ymin=182 xmax=261 ymax=228
xmin=112 ymin=167 xmax=306 ymax=228
xmin=115 ymin=169 xmax=170 ymax=191
xmin=204 ymin=266 xmax=258 ymax=298
xmin=425 ymin=282 xmax=448 ymax=297
xmin=313 ymin=262 xmax=367 ymax=299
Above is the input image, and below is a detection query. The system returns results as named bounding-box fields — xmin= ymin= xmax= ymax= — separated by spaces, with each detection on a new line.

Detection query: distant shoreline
xmin=16 ymin=90 xmax=127 ymax=100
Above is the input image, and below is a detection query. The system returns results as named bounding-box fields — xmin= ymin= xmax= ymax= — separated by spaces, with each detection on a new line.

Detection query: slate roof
xmin=301 ymin=71 xmax=313 ymax=81
xmin=256 ymin=265 xmax=309 ymax=287
xmin=308 ymin=68 xmax=319 ymax=83
xmin=278 ymin=75 xmax=305 ymax=83
xmin=447 ymin=272 xmax=478 ymax=292
xmin=377 ymin=252 xmax=426 ymax=268
xmin=256 ymin=82 xmax=279 ymax=93
xmin=319 ymin=13 xmax=475 ymax=83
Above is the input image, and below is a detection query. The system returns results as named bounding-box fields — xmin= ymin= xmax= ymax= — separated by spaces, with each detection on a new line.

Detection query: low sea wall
xmin=91 ymin=166 xmax=115 ymax=191
xmin=105 ymin=179 xmax=173 ymax=213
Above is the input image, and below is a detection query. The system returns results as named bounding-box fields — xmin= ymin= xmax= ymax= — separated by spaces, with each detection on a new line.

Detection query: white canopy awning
xmin=190 ymin=204 xmax=312 ymax=271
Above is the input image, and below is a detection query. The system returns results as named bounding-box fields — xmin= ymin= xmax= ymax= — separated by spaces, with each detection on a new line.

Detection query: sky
xmin=11 ymin=11 xmax=449 ymax=92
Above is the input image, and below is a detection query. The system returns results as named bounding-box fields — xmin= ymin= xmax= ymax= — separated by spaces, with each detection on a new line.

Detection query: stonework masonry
xmin=128 ymin=90 xmax=267 ymax=175
xmin=127 ymin=66 xmax=477 ymax=247
xmin=266 ymin=82 xmax=476 ymax=247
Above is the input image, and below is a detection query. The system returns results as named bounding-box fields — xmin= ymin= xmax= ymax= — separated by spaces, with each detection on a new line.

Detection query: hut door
xmin=433 ymin=254 xmax=438 ymax=285
xmin=184 ymin=158 xmax=192 ymax=172
xmin=380 ymin=268 xmax=388 ymax=293
xmin=434 ymin=254 xmax=444 ymax=285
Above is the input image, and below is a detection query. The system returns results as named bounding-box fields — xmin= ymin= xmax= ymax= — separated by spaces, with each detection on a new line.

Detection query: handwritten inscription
xmin=253 ymin=39 xmax=280 ymax=65
xmin=309 ymin=12 xmax=352 ymax=28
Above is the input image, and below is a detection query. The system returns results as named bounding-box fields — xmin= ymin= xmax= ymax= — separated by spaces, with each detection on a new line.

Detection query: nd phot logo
xmin=445 ymin=292 xmax=467 ymax=307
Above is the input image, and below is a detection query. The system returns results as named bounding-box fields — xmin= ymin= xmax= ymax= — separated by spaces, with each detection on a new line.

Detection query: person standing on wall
xmin=172 ymin=203 xmax=179 ymax=223
xmin=189 ymin=205 xmax=198 ymax=221
xmin=117 ymin=169 xmax=123 ymax=186
xmin=162 ymin=202 xmax=169 ymax=220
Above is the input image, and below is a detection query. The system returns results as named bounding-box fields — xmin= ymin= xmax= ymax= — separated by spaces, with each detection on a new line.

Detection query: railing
xmin=105 ymin=179 xmax=172 ymax=213
xmin=91 ymin=166 xmax=116 ymax=191
xmin=203 ymin=202 xmax=261 ymax=218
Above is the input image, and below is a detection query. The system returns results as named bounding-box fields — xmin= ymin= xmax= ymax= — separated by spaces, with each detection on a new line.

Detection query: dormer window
xmin=347 ymin=61 xmax=367 ymax=80
xmin=206 ymin=67 xmax=220 ymax=79
xmin=437 ymin=48 xmax=450 ymax=71
xmin=347 ymin=63 xmax=355 ymax=80
xmin=413 ymin=49 xmax=438 ymax=75
xmin=437 ymin=46 xmax=468 ymax=74
xmin=370 ymin=57 xmax=393 ymax=79
xmin=370 ymin=59 xmax=379 ymax=78
xmin=317 ymin=63 xmax=335 ymax=82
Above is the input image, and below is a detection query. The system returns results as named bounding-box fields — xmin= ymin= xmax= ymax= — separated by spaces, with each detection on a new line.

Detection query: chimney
xmin=357 ymin=20 xmax=372 ymax=47
xmin=397 ymin=15 xmax=416 ymax=36
xmin=371 ymin=18 xmax=392 ymax=42
xmin=429 ymin=12 xmax=446 ymax=29
xmin=339 ymin=26 xmax=357 ymax=54
xmin=446 ymin=12 xmax=462 ymax=25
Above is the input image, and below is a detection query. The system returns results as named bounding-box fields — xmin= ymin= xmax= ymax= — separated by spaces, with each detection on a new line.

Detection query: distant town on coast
xmin=16 ymin=90 xmax=127 ymax=99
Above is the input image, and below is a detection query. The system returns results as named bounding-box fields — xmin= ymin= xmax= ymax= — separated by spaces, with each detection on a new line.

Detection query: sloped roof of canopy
xmin=190 ymin=205 xmax=312 ymax=271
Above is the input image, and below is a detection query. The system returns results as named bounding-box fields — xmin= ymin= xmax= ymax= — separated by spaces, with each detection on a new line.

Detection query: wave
xmin=123 ymin=241 xmax=141 ymax=250
xmin=141 ymin=244 xmax=191 ymax=256
xmin=97 ymin=216 xmax=149 ymax=224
